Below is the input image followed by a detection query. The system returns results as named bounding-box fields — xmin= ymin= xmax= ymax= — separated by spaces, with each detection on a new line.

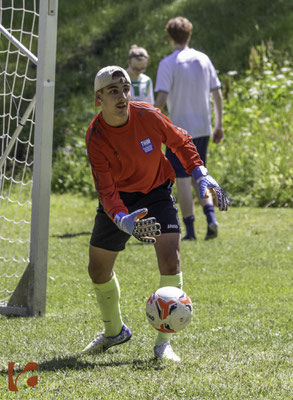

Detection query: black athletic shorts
xmin=90 ymin=180 xmax=181 ymax=252
xmin=165 ymin=136 xmax=210 ymax=178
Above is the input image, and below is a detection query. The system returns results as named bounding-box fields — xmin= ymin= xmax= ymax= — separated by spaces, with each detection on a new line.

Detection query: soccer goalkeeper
xmin=82 ymin=65 xmax=230 ymax=361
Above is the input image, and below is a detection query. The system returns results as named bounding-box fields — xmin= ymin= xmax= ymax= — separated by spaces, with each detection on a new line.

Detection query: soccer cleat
xmin=154 ymin=341 xmax=181 ymax=362
xmin=181 ymin=235 xmax=196 ymax=241
xmin=205 ymin=222 xmax=218 ymax=240
xmin=81 ymin=324 xmax=132 ymax=355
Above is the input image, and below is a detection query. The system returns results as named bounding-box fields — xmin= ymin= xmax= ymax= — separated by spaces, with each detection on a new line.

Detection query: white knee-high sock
xmin=155 ymin=272 xmax=183 ymax=346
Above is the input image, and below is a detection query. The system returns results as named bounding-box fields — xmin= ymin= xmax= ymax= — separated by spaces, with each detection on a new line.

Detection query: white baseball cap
xmin=94 ymin=66 xmax=131 ymax=92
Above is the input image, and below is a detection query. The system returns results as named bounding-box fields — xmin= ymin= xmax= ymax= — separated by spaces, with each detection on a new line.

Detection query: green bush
xmin=51 ymin=123 xmax=96 ymax=197
xmin=208 ymin=43 xmax=293 ymax=207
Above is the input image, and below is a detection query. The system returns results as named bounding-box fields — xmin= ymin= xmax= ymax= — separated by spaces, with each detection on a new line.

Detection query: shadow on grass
xmin=0 ymin=356 xmax=166 ymax=375
xmin=38 ymin=355 xmax=166 ymax=371
xmin=52 ymin=231 xmax=91 ymax=239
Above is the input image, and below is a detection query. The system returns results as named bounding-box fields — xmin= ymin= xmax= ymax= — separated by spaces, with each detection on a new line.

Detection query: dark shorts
xmin=166 ymin=136 xmax=210 ymax=178
xmin=90 ymin=180 xmax=181 ymax=252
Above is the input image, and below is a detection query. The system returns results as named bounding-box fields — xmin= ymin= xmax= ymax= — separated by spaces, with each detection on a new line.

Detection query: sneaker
xmin=182 ymin=235 xmax=196 ymax=241
xmin=205 ymin=222 xmax=218 ymax=240
xmin=81 ymin=324 xmax=132 ymax=355
xmin=154 ymin=341 xmax=181 ymax=362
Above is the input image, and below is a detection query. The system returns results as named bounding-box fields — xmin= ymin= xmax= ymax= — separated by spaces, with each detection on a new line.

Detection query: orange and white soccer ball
xmin=146 ymin=286 xmax=193 ymax=333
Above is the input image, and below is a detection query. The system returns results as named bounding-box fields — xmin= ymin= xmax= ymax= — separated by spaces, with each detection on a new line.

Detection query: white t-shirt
xmin=130 ymin=73 xmax=154 ymax=105
xmin=155 ymin=47 xmax=221 ymax=138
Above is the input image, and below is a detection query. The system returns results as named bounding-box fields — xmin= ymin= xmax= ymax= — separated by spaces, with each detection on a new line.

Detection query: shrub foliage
xmin=208 ymin=43 xmax=292 ymax=207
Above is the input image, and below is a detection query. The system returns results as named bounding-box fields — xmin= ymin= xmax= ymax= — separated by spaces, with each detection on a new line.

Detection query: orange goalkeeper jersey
xmin=85 ymin=101 xmax=203 ymax=220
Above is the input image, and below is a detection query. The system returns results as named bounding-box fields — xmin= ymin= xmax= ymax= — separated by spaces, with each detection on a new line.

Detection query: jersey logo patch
xmin=140 ymin=138 xmax=153 ymax=153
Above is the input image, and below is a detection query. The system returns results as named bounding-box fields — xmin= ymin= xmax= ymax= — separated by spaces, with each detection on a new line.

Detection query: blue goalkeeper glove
xmin=114 ymin=208 xmax=161 ymax=243
xmin=192 ymin=166 xmax=231 ymax=211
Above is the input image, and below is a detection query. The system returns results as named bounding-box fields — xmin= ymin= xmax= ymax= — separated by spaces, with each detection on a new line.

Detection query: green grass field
xmin=0 ymin=194 xmax=292 ymax=399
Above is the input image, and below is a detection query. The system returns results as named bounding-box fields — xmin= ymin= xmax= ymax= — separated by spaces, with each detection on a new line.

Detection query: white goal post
xmin=0 ymin=0 xmax=58 ymax=316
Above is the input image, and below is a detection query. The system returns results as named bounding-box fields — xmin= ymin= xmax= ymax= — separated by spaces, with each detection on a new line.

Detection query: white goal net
xmin=0 ymin=0 xmax=58 ymax=316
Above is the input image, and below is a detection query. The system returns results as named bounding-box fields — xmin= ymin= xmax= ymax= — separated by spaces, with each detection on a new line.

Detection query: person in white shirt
xmin=155 ymin=16 xmax=224 ymax=241
xmin=126 ymin=45 xmax=154 ymax=105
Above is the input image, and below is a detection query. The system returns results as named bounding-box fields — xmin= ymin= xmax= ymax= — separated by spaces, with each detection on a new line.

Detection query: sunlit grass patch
xmin=0 ymin=195 xmax=292 ymax=398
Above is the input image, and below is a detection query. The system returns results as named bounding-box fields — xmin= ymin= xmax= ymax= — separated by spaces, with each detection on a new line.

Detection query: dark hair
xmin=166 ymin=17 xmax=193 ymax=45
xmin=112 ymin=70 xmax=126 ymax=79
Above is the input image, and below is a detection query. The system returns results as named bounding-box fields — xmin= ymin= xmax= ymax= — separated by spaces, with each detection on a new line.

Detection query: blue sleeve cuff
xmin=192 ymin=166 xmax=208 ymax=180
